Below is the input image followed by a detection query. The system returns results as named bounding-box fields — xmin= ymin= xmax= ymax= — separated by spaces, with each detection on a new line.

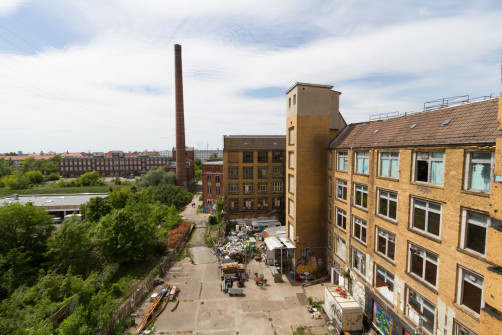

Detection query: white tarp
xmin=264 ymin=236 xmax=296 ymax=250
xmin=264 ymin=237 xmax=283 ymax=250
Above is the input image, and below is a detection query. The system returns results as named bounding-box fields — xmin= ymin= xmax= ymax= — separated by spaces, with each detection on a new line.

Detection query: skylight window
xmin=410 ymin=123 xmax=417 ymax=129
xmin=442 ymin=119 xmax=452 ymax=126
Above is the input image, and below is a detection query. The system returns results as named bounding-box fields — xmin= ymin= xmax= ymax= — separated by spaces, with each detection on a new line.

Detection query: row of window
xmin=61 ymin=158 xmax=168 ymax=166
xmin=228 ymin=166 xmax=284 ymax=179
xmin=330 ymin=150 xmax=494 ymax=193
xmin=330 ymin=181 xmax=491 ymax=256
xmin=227 ymin=182 xmax=283 ymax=195
xmin=240 ymin=151 xmax=284 ymax=163
xmin=332 ymin=236 xmax=483 ymax=333
xmin=228 ymin=197 xmax=283 ymax=211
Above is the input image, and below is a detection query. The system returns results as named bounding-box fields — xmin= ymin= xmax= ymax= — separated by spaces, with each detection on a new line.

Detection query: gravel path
xmin=181 ymin=182 xmax=216 ymax=264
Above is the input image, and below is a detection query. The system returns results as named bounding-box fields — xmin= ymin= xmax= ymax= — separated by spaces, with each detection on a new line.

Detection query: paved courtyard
xmin=130 ymin=187 xmax=333 ymax=335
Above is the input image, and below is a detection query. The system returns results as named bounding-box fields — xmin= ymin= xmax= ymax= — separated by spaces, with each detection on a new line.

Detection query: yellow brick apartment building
xmin=223 ymin=135 xmax=286 ymax=219
xmin=286 ymin=83 xmax=502 ymax=335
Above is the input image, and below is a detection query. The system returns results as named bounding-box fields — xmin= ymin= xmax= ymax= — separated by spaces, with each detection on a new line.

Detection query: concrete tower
xmin=174 ymin=44 xmax=187 ymax=187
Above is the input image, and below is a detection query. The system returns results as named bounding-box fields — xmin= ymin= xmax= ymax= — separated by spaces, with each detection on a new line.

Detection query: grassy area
xmin=0 ymin=185 xmax=128 ymax=197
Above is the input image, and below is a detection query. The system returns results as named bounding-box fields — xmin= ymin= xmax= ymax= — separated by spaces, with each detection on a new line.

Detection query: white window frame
xmin=413 ymin=151 xmax=444 ymax=185
xmin=378 ymin=189 xmax=398 ymax=221
xmin=411 ymin=197 xmax=442 ymax=238
xmin=460 ymin=209 xmax=489 ymax=256
xmin=456 ymin=266 xmax=484 ymax=315
xmin=353 ymin=216 xmax=367 ymax=244
xmin=354 ymin=184 xmax=368 ymax=209
xmin=288 ymin=174 xmax=294 ymax=194
xmin=337 ymin=151 xmax=348 ymax=171
xmin=272 ymin=182 xmax=283 ymax=193
xmin=243 ymin=182 xmax=254 ymax=194
xmin=258 ymin=182 xmax=268 ymax=194
xmin=336 ymin=179 xmax=347 ymax=201
xmin=355 ymin=151 xmax=370 ymax=175
xmin=464 ymin=151 xmax=494 ymax=193
xmin=379 ymin=151 xmax=399 ymax=179
xmin=376 ymin=227 xmax=396 ymax=261
xmin=374 ymin=264 xmax=394 ymax=303
xmin=406 ymin=287 xmax=436 ymax=334
xmin=243 ymin=198 xmax=253 ymax=210
xmin=353 ymin=248 xmax=366 ymax=275
xmin=408 ymin=243 xmax=439 ymax=288
xmin=288 ymin=127 xmax=295 ymax=145
xmin=336 ymin=207 xmax=346 ymax=231
xmin=328 ymin=177 xmax=333 ymax=196
xmin=335 ymin=236 xmax=346 ymax=261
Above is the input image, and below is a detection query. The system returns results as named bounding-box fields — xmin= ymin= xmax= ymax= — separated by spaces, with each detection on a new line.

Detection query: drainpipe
xmin=346 ymin=146 xmax=354 ymax=291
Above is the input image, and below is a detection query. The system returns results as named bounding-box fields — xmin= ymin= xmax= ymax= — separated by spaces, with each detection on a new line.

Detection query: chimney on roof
xmin=174 ymin=44 xmax=188 ymax=187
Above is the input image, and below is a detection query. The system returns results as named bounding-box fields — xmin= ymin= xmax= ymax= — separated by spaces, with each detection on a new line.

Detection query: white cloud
xmin=1 ymin=1 xmax=502 ymax=152
xmin=0 ymin=0 xmax=26 ymax=16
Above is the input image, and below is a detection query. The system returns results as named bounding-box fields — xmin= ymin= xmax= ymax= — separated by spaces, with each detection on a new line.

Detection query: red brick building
xmin=59 ymin=148 xmax=194 ymax=181
xmin=202 ymin=160 xmax=223 ymax=207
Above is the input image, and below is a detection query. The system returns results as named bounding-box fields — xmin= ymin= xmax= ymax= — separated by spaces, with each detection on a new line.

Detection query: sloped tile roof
xmin=329 ymin=98 xmax=501 ymax=149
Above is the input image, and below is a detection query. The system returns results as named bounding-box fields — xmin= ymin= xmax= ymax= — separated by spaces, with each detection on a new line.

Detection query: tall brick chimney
xmin=174 ymin=44 xmax=187 ymax=187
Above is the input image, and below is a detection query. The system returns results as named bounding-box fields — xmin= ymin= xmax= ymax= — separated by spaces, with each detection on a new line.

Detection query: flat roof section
xmin=0 ymin=193 xmax=108 ymax=210
xmin=223 ymin=135 xmax=286 ymax=151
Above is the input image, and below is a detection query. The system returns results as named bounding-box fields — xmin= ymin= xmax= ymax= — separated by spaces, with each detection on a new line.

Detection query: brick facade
xmin=202 ymin=161 xmax=223 ymax=206
xmin=290 ymin=83 xmax=502 ymax=334
xmin=222 ymin=135 xmax=286 ymax=220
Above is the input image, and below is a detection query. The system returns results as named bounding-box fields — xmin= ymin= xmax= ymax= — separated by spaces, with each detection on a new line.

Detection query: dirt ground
xmin=129 ymin=183 xmax=333 ymax=335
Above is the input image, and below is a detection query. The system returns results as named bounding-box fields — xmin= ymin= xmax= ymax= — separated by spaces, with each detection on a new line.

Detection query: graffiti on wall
xmin=372 ymin=301 xmax=392 ymax=335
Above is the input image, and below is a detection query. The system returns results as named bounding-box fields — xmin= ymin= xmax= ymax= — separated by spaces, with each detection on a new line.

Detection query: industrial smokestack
xmin=174 ymin=44 xmax=187 ymax=187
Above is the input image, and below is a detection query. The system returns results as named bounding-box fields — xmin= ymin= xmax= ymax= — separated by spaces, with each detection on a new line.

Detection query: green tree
xmin=194 ymin=158 xmax=202 ymax=180
xmin=45 ymin=218 xmax=94 ymax=275
xmin=109 ymin=188 xmax=132 ymax=209
xmin=0 ymin=158 xmax=12 ymax=177
xmin=164 ymin=205 xmax=182 ymax=230
xmin=215 ymin=196 xmax=224 ymax=222
xmin=80 ymin=197 xmax=112 ymax=223
xmin=0 ymin=203 xmax=54 ymax=298
xmin=25 ymin=170 xmax=44 ymax=184
xmin=95 ymin=207 xmax=159 ymax=263
xmin=1 ymin=173 xmax=29 ymax=189
xmin=137 ymin=169 xmax=176 ymax=187
xmin=149 ymin=184 xmax=193 ymax=210
xmin=78 ymin=171 xmax=104 ymax=186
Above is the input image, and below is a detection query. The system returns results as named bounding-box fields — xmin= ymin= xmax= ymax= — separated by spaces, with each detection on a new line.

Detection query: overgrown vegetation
xmin=0 ymin=169 xmax=194 ymax=334
xmin=194 ymin=158 xmax=202 ymax=180
xmin=0 ymin=155 xmax=61 ymax=189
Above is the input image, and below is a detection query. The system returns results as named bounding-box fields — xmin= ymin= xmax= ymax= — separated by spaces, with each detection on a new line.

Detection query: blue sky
xmin=1 ymin=0 xmax=501 ymax=153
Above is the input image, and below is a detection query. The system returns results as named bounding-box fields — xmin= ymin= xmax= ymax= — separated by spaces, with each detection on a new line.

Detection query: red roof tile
xmin=329 ymin=98 xmax=501 ymax=149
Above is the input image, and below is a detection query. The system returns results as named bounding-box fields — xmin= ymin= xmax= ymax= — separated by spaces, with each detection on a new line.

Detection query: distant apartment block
xmin=223 ymin=135 xmax=286 ymax=219
xmin=59 ymin=148 xmax=195 ymax=181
